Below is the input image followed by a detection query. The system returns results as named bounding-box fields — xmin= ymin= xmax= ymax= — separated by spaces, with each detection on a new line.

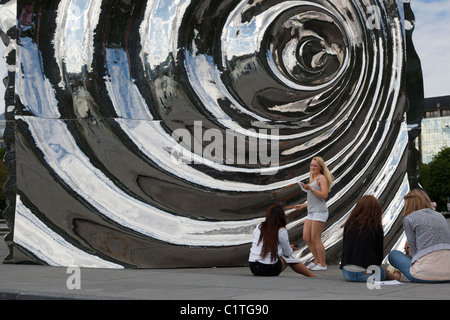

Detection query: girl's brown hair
xmin=258 ymin=204 xmax=287 ymax=262
xmin=345 ymin=195 xmax=383 ymax=235
xmin=403 ymin=189 xmax=432 ymax=217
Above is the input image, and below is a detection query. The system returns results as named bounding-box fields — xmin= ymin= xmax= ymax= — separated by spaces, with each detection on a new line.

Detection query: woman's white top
xmin=248 ymin=225 xmax=293 ymax=264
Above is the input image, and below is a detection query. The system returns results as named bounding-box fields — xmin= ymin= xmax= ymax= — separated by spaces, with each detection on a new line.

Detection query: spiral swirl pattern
xmin=7 ymin=0 xmax=413 ymax=268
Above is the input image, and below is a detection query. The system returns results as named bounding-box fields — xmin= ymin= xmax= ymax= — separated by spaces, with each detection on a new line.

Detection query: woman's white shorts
xmin=306 ymin=211 xmax=328 ymax=223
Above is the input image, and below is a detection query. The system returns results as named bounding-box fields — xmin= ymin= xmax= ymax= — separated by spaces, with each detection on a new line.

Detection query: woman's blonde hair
xmin=403 ymin=189 xmax=432 ymax=217
xmin=310 ymin=156 xmax=334 ymax=191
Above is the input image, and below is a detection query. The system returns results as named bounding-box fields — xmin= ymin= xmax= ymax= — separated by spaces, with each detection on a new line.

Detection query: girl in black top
xmin=341 ymin=195 xmax=400 ymax=282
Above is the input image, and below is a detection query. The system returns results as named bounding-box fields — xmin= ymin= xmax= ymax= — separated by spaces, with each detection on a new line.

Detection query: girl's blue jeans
xmin=387 ymin=250 xmax=449 ymax=283
xmin=342 ymin=265 xmax=385 ymax=282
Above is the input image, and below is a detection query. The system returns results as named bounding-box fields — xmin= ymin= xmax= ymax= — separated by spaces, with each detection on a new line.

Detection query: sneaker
xmin=311 ymin=264 xmax=327 ymax=271
xmin=306 ymin=262 xmax=317 ymax=269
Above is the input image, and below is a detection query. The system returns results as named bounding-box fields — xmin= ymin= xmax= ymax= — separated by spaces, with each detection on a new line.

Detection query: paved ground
xmin=1 ymin=237 xmax=449 ymax=302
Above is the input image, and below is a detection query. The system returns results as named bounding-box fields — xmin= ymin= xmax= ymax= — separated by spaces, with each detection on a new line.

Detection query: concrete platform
xmin=1 ymin=238 xmax=449 ymax=302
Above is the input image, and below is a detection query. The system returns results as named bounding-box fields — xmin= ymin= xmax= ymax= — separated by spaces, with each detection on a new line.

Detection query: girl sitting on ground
xmin=341 ymin=195 xmax=400 ymax=282
xmin=388 ymin=189 xmax=450 ymax=283
xmin=249 ymin=204 xmax=316 ymax=278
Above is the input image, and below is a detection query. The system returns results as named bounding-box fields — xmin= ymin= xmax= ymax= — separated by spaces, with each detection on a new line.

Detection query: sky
xmin=410 ymin=0 xmax=450 ymax=98
xmin=0 ymin=0 xmax=450 ymax=115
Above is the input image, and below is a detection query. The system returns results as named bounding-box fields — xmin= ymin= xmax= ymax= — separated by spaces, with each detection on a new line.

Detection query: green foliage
xmin=419 ymin=146 xmax=450 ymax=212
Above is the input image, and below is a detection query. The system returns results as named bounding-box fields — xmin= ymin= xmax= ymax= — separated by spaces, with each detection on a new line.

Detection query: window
xmin=441 ymin=109 xmax=450 ymax=117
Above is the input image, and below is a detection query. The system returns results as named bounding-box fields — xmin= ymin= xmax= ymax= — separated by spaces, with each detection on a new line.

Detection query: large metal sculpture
xmin=1 ymin=0 xmax=423 ymax=268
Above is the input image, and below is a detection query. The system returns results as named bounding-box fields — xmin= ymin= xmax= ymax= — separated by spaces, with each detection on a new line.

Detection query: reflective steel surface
xmin=1 ymin=0 xmax=422 ymax=268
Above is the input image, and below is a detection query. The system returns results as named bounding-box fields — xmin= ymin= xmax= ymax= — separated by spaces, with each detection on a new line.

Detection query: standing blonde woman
xmin=388 ymin=189 xmax=450 ymax=283
xmin=295 ymin=157 xmax=333 ymax=271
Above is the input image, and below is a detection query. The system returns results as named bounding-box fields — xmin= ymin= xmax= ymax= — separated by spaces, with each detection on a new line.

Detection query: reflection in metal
xmin=1 ymin=0 xmax=423 ymax=268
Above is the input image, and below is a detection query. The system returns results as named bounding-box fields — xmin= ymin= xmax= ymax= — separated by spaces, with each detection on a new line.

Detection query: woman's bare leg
xmin=311 ymin=221 xmax=326 ymax=266
xmin=289 ymin=262 xmax=316 ymax=277
xmin=280 ymin=257 xmax=315 ymax=277
xmin=303 ymin=219 xmax=318 ymax=264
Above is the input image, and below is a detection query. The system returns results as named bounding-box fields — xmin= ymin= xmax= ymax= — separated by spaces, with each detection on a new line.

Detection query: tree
xmin=419 ymin=146 xmax=450 ymax=212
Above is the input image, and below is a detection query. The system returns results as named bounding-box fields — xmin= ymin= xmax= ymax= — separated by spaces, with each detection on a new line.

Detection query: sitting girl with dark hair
xmin=249 ymin=204 xmax=316 ymax=277
xmin=341 ymin=195 xmax=400 ymax=282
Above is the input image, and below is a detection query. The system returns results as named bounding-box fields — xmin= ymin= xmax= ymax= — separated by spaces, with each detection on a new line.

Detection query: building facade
xmin=419 ymin=95 xmax=450 ymax=164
